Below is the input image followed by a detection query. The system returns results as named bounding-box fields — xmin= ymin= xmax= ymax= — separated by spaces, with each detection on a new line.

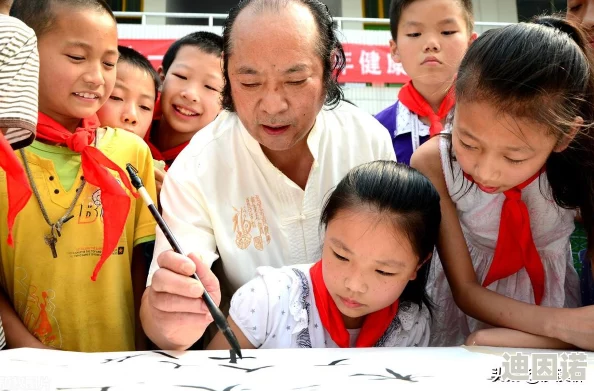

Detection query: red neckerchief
xmin=144 ymin=95 xmax=189 ymax=171
xmin=0 ymin=133 xmax=31 ymax=245
xmin=463 ymin=169 xmax=546 ymax=304
xmin=398 ymin=81 xmax=455 ymax=137
xmin=309 ymin=260 xmax=399 ymax=348
xmin=35 ymin=113 xmax=138 ymax=281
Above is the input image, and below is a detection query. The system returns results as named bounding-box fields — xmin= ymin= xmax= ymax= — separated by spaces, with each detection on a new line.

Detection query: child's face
xmin=322 ymin=208 xmax=421 ymax=329
xmin=96 ymin=62 xmax=156 ymax=138
xmin=391 ymin=0 xmax=476 ymax=88
xmin=159 ymin=46 xmax=223 ymax=135
xmin=567 ymin=0 xmax=594 ymax=46
xmin=37 ymin=7 xmax=117 ymax=128
xmin=452 ymin=101 xmax=563 ymax=193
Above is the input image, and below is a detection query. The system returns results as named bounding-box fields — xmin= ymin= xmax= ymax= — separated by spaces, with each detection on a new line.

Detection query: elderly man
xmin=140 ymin=0 xmax=395 ymax=350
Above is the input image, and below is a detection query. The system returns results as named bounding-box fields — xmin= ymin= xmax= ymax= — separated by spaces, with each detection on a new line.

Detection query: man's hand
xmin=140 ymin=250 xmax=221 ymax=350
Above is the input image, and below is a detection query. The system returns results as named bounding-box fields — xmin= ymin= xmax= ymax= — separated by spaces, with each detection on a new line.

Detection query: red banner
xmin=118 ymin=39 xmax=410 ymax=84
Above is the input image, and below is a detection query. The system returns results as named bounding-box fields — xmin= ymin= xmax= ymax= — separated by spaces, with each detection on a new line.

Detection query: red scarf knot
xmin=309 ymin=260 xmax=399 ymax=348
xmin=463 ymin=169 xmax=545 ymax=304
xmin=36 ymin=113 xmax=138 ymax=281
xmin=66 ymin=130 xmax=95 ymax=153
xmin=0 ymin=133 xmax=32 ymax=245
xmin=398 ymin=81 xmax=455 ymax=137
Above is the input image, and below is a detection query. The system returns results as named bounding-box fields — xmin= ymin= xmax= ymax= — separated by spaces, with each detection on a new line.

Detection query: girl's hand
xmin=466 ymin=327 xmax=576 ymax=349
xmin=552 ymin=306 xmax=594 ymax=351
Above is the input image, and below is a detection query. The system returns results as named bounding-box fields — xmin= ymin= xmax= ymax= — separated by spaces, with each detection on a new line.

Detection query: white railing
xmin=112 ymin=11 xmax=512 ymax=29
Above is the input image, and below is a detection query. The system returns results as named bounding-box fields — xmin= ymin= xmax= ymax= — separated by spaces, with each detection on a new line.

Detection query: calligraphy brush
xmin=125 ymin=163 xmax=243 ymax=359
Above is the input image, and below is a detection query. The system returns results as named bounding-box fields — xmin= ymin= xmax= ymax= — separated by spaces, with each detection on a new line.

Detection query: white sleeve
xmin=402 ymin=303 xmax=431 ymax=347
xmin=146 ymin=164 xmax=219 ymax=286
xmin=228 ymin=274 xmax=271 ymax=348
xmin=229 ymin=267 xmax=297 ymax=348
xmin=411 ymin=306 xmax=431 ymax=347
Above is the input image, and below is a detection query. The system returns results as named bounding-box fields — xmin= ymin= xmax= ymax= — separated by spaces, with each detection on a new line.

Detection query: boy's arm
xmin=0 ymin=288 xmax=49 ymax=349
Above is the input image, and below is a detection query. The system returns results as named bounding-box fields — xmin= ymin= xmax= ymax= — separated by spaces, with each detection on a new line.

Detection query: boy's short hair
xmin=10 ymin=0 xmax=114 ymax=38
xmin=388 ymin=0 xmax=474 ymax=40
xmin=161 ymin=31 xmax=223 ymax=76
xmin=117 ymin=45 xmax=161 ymax=101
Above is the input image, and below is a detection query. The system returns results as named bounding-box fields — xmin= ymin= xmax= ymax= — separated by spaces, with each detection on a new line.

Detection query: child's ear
xmin=553 ymin=116 xmax=582 ymax=153
xmin=389 ymin=39 xmax=401 ymax=63
xmin=468 ymin=31 xmax=479 ymax=45
xmin=157 ymin=65 xmax=166 ymax=82
xmin=410 ymin=253 xmax=432 ymax=281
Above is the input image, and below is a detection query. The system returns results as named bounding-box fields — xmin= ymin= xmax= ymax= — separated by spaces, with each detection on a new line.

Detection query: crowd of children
xmin=0 ymin=0 xmax=593 ymax=353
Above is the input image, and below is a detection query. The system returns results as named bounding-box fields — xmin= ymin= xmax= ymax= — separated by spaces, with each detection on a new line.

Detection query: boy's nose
xmin=82 ymin=67 xmax=105 ymax=86
xmin=423 ymin=36 xmax=440 ymax=52
xmin=181 ymin=90 xmax=198 ymax=103
xmin=122 ymin=108 xmax=138 ymax=125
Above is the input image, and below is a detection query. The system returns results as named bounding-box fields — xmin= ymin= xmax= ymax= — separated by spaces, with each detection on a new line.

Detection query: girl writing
xmin=207 ymin=161 xmax=440 ymax=349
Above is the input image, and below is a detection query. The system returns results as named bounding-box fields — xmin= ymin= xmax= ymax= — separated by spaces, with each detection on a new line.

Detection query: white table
xmin=0 ymin=346 xmax=592 ymax=390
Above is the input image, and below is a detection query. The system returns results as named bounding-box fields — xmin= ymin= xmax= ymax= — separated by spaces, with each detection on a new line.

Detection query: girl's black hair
xmin=221 ymin=0 xmax=346 ymax=112
xmin=320 ymin=160 xmax=441 ymax=313
xmin=451 ymin=14 xmax=594 ymax=261
xmin=11 ymin=0 xmax=115 ymax=38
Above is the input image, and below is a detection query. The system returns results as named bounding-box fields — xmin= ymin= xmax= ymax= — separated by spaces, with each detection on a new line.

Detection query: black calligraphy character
xmin=159 ymin=360 xmax=201 ymax=370
xmin=315 ymin=358 xmax=349 ymax=366
xmin=152 ymin=351 xmax=179 ymax=360
xmin=208 ymin=354 xmax=255 ymax=361
xmin=175 ymin=385 xmax=242 ymax=391
xmin=219 ymin=364 xmax=273 ymax=373
xmin=351 ymin=368 xmax=419 ymax=382
xmin=101 ymin=354 xmax=144 ymax=364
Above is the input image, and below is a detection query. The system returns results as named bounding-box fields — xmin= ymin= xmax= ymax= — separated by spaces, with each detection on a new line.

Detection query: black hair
xmin=221 ymin=0 xmax=346 ymax=112
xmin=10 ymin=0 xmax=114 ymax=38
xmin=117 ymin=45 xmax=161 ymax=102
xmin=320 ymin=160 xmax=441 ymax=313
xmin=161 ymin=31 xmax=223 ymax=76
xmin=389 ymin=0 xmax=474 ymax=40
xmin=452 ymin=15 xmax=594 ymax=260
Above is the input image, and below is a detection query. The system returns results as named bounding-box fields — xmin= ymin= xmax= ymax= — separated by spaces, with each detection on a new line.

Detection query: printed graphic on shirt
xmin=72 ymin=188 xmax=127 ymax=259
xmin=78 ymin=189 xmax=104 ymax=224
xmin=232 ymin=195 xmax=271 ymax=251
xmin=13 ymin=267 xmax=62 ymax=349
